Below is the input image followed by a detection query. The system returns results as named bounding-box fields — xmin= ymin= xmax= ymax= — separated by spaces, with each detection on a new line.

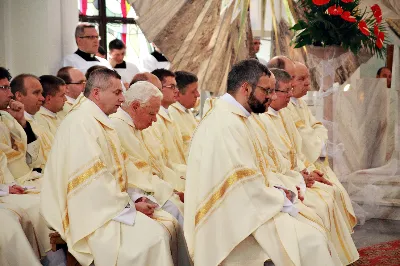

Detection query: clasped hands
xmin=301 ymin=169 xmax=332 ymax=188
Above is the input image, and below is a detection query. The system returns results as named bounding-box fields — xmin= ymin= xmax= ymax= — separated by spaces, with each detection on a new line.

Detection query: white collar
xmin=268 ymin=106 xmax=279 ymax=117
xmin=119 ymin=108 xmax=134 ymax=125
xmin=66 ymin=95 xmax=76 ymax=104
xmin=176 ymin=101 xmax=188 ymax=112
xmin=24 ymin=111 xmax=35 ymax=121
xmin=161 ymin=106 xmax=169 ymax=114
xmin=220 ymin=93 xmax=251 ymax=117
xmin=40 ymin=106 xmax=57 ymax=117
xmin=290 ymin=97 xmax=298 ymax=105
xmin=87 ymin=99 xmax=111 ymax=123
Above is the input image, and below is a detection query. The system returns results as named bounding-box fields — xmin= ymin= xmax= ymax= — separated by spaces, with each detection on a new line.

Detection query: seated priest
xmin=10 ymin=74 xmax=54 ymax=171
xmin=40 ymin=68 xmax=174 ymax=266
xmin=169 ymin=71 xmax=200 ymax=158
xmin=56 ymin=66 xmax=87 ymax=119
xmin=250 ymin=68 xmax=359 ymax=265
xmin=0 ymin=68 xmax=43 ymax=186
xmin=130 ymin=72 xmax=186 ymax=192
xmin=110 ymin=81 xmax=184 ymax=224
xmin=35 ymin=75 xmax=67 ymax=136
xmin=143 ymin=69 xmax=186 ymax=192
xmin=273 ymin=58 xmax=357 ymax=231
xmin=62 ymin=23 xmax=111 ymax=74
xmin=185 ymin=59 xmax=342 ymax=266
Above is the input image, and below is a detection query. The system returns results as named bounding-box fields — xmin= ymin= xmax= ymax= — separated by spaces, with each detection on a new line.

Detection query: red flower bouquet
xmin=291 ymin=0 xmax=388 ymax=58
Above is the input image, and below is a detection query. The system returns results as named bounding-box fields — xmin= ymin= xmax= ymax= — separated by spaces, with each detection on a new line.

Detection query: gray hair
xmin=84 ymin=68 xmax=121 ymax=97
xmin=75 ymin=23 xmax=96 ymax=37
xmin=269 ymin=68 xmax=291 ymax=89
xmin=122 ymin=81 xmax=163 ymax=108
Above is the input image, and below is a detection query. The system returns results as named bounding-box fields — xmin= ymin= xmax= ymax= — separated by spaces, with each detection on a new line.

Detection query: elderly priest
xmin=40 ymin=68 xmax=174 ymax=266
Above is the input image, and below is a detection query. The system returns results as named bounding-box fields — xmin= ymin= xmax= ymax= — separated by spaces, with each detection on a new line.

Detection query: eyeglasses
xmin=67 ymin=81 xmax=87 ymax=85
xmin=79 ymin=36 xmax=101 ymax=40
xmin=163 ymin=84 xmax=177 ymax=90
xmin=0 ymin=85 xmax=11 ymax=91
xmin=275 ymin=88 xmax=293 ymax=94
xmin=256 ymin=85 xmax=275 ymax=95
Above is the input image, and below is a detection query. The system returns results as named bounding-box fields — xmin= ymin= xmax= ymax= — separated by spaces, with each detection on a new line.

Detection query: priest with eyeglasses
xmin=62 ymin=23 xmax=112 ymax=74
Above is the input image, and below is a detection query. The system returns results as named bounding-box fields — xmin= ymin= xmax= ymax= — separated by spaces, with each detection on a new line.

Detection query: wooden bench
xmin=49 ymin=232 xmax=81 ymax=266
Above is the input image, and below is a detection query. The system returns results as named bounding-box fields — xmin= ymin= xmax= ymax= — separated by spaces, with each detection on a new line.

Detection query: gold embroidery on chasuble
xmin=277 ymin=113 xmax=298 ymax=170
xmin=195 ymin=167 xmax=258 ymax=227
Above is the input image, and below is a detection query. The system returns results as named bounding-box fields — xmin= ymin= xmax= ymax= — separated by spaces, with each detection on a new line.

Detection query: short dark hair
xmin=0 ymin=67 xmax=12 ymax=81
xmin=57 ymin=66 xmax=74 ymax=84
xmin=109 ymin=39 xmax=126 ymax=51
xmin=85 ymin=65 xmax=108 ymax=80
xmin=269 ymin=68 xmax=291 ymax=90
xmin=175 ymin=71 xmax=198 ymax=94
xmin=39 ymin=75 xmax=66 ymax=98
xmin=151 ymin=69 xmax=175 ymax=83
xmin=84 ymin=68 xmax=121 ymax=97
xmin=227 ymin=59 xmax=271 ymax=94
xmin=377 ymin=67 xmax=390 ymax=76
xmin=10 ymin=74 xmax=39 ymax=96
xmin=98 ymin=46 xmax=106 ymax=56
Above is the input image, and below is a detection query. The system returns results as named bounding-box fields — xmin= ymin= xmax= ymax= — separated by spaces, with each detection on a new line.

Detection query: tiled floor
xmin=352 ymin=218 xmax=400 ymax=249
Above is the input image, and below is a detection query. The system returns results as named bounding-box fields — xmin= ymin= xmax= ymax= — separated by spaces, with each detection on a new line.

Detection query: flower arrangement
xmin=290 ymin=0 xmax=388 ymax=58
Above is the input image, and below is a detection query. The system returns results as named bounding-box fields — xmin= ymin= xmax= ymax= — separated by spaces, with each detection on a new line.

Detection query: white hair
xmin=122 ymin=81 xmax=163 ymax=108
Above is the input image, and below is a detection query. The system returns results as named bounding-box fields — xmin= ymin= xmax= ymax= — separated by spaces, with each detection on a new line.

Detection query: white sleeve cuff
xmin=274 ymin=186 xmax=299 ymax=217
xmin=112 ymin=202 xmax=136 ymax=226
xmin=320 ymin=141 xmax=327 ymax=157
xmin=0 ymin=184 xmax=9 ymax=197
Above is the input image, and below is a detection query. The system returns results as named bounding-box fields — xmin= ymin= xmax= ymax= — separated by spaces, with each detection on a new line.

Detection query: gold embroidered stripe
xmin=67 ymin=161 xmax=106 ymax=194
xmin=134 ymin=161 xmax=148 ymax=169
xmin=62 ymin=210 xmax=69 ymax=232
xmin=182 ymin=135 xmax=191 ymax=142
xmin=195 ymin=168 xmax=257 ymax=226
xmin=295 ymin=120 xmax=306 ymax=128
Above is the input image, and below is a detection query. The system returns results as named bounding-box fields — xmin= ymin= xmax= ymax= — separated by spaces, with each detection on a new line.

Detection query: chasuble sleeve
xmin=40 ymin=116 xmax=130 ymax=252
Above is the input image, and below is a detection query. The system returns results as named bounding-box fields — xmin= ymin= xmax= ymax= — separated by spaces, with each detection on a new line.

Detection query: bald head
xmin=130 ymin=72 xmax=162 ymax=90
xmin=267 ymin=56 xmax=295 ymax=81
xmin=292 ymin=62 xmax=310 ymax=98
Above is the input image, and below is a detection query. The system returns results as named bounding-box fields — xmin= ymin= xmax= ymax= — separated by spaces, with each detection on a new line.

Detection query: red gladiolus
xmin=327 ymin=5 xmax=343 ymax=15
xmin=371 ymin=4 xmax=382 ymax=24
xmin=312 ymin=0 xmax=330 ymax=6
xmin=376 ymin=31 xmax=384 ymax=49
xmin=374 ymin=24 xmax=379 ymax=36
xmin=341 ymin=11 xmax=356 ymax=22
xmin=358 ymin=21 xmax=370 ymax=36
xmin=341 ymin=0 xmax=354 ymax=3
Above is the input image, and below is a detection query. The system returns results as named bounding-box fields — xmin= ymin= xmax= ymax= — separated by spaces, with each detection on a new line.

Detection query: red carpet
xmin=351 ymin=240 xmax=400 ymax=266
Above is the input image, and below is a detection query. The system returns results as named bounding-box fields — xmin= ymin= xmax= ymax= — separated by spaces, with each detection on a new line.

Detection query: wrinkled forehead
xmin=83 ymin=27 xmax=98 ymax=36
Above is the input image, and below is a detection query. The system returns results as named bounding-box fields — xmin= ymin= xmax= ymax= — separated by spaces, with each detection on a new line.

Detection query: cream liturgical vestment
xmin=35 ymin=106 xmax=61 ymax=136
xmin=0 ymin=111 xmax=41 ymax=186
xmin=110 ymin=108 xmax=190 ymax=266
xmin=144 ymin=107 xmax=186 ymax=191
xmin=40 ymin=96 xmax=173 ymax=266
xmin=286 ymin=98 xmax=357 ymax=229
xmin=185 ymin=95 xmax=341 ymax=266
xmin=251 ymin=111 xmax=359 ymax=265
xmin=168 ymin=102 xmax=198 ymax=158
xmin=24 ymin=111 xmax=53 ymax=170
xmin=0 ymin=202 xmax=41 ymax=266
